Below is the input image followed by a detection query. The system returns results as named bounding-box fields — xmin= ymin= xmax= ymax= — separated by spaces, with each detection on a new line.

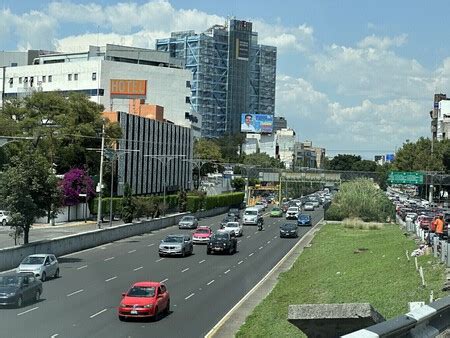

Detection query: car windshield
xmin=299 ymin=215 xmax=310 ymax=220
xmin=288 ymin=207 xmax=297 ymax=211
xmin=226 ymin=223 xmax=238 ymax=228
xmin=181 ymin=216 xmax=194 ymax=221
xmin=281 ymin=224 xmax=296 ymax=230
xmin=212 ymin=233 xmax=229 ymax=241
xmin=245 ymin=210 xmax=257 ymax=215
xmin=195 ymin=228 xmax=210 ymax=234
xmin=0 ymin=276 xmax=20 ymax=287
xmin=164 ymin=236 xmax=183 ymax=243
xmin=272 ymin=208 xmax=281 ymax=211
xmin=21 ymin=256 xmax=45 ymax=265
xmin=127 ymin=286 xmax=155 ymax=297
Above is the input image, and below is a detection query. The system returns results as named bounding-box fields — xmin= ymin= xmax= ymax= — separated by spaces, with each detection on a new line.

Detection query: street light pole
xmin=96 ymin=122 xmax=105 ymax=229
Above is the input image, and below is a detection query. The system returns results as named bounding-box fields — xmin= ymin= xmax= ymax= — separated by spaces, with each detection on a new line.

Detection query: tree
xmin=351 ymin=160 xmax=378 ymax=172
xmin=325 ymin=154 xmax=362 ymax=171
xmin=231 ymin=177 xmax=246 ymax=192
xmin=393 ymin=137 xmax=445 ymax=172
xmin=215 ymin=133 xmax=246 ymax=163
xmin=0 ymin=150 xmax=61 ymax=244
xmin=61 ymin=168 xmax=95 ymax=206
xmin=242 ymin=152 xmax=284 ymax=169
xmin=121 ymin=183 xmax=135 ymax=223
xmin=178 ymin=189 xmax=187 ymax=212
xmin=1 ymin=92 xmax=122 ymax=175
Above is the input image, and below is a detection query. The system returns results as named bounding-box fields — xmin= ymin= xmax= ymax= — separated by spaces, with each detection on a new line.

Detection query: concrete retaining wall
xmin=0 ymin=206 xmax=230 ymax=272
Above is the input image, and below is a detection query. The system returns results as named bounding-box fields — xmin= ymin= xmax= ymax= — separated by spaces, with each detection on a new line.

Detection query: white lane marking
xmin=185 ymin=293 xmax=195 ymax=300
xmin=104 ymin=257 xmax=115 ymax=261
xmin=128 ymin=249 xmax=136 ymax=254
xmin=160 ymin=278 xmax=168 ymax=283
xmin=259 ymin=246 xmax=263 ymax=250
xmin=207 ymin=280 xmax=215 ymax=286
xmin=254 ymin=231 xmax=258 ymax=234
xmin=198 ymin=259 xmax=206 ymax=264
xmin=237 ymin=240 xmax=242 ymax=243
xmin=274 ymin=236 xmax=277 ymax=239
xmin=147 ymin=243 xmax=155 ymax=247
xmin=90 ymin=308 xmax=108 ymax=319
xmin=156 ymin=258 xmax=165 ymax=262
xmin=249 ymin=253 xmax=254 ymax=257
xmin=246 ymin=235 xmax=251 ymax=239
xmin=224 ymin=269 xmax=231 ymax=274
xmin=67 ymin=289 xmax=84 ymax=297
xmin=181 ymin=268 xmax=190 ymax=273
xmin=105 ymin=276 xmax=117 ymax=282
xmin=133 ymin=266 xmax=143 ymax=271
xmin=50 ymin=334 xmax=59 ymax=338
xmin=238 ymin=260 xmax=243 ymax=265
xmin=77 ymin=265 xmax=88 ymax=270
xmin=267 ymin=240 xmax=271 ymax=244
xmin=17 ymin=307 xmax=39 ymax=316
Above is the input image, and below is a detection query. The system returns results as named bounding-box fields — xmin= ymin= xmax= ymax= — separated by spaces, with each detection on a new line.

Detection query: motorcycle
xmin=257 ymin=219 xmax=264 ymax=231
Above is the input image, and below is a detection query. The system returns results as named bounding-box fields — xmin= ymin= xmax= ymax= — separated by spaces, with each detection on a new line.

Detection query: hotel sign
xmin=110 ymin=79 xmax=147 ymax=99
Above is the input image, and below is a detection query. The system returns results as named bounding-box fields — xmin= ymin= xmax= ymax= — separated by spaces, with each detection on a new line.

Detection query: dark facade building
xmin=156 ymin=19 xmax=277 ymax=138
xmin=105 ymin=111 xmax=193 ymax=196
xmin=273 ymin=116 xmax=288 ymax=132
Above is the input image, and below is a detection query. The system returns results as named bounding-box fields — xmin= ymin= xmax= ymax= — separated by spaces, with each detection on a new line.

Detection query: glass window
xmin=68 ymin=74 xmax=72 ymax=81
xmin=185 ymin=96 xmax=191 ymax=103
xmin=92 ymin=72 xmax=97 ymax=80
xmin=21 ymin=256 xmax=44 ymax=265
xmin=127 ymin=286 xmax=155 ymax=297
xmin=74 ymin=73 xmax=78 ymax=81
xmin=48 ymin=75 xmax=52 ymax=82
xmin=19 ymin=77 xmax=22 ymax=84
xmin=42 ymin=76 xmax=46 ymax=82
xmin=186 ymin=80 xmax=191 ymax=88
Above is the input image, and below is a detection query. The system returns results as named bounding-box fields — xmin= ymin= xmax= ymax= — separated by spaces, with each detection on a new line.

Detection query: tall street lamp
xmin=182 ymin=158 xmax=217 ymax=190
xmin=144 ymin=154 xmax=186 ymax=216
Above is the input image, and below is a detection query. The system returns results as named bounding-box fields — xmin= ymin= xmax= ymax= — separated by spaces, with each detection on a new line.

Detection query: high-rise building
xmin=273 ymin=116 xmax=287 ymax=132
xmin=276 ymin=128 xmax=296 ymax=169
xmin=156 ymin=19 xmax=277 ymax=138
xmin=430 ymin=93 xmax=448 ymax=141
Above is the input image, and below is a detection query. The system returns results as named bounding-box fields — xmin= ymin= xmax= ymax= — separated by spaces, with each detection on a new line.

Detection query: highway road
xmin=0 ymin=207 xmax=323 ymax=338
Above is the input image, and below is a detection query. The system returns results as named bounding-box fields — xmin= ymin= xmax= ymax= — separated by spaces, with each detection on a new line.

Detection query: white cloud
xmin=357 ymin=34 xmax=408 ymax=50
xmin=256 ymin=22 xmax=314 ymax=53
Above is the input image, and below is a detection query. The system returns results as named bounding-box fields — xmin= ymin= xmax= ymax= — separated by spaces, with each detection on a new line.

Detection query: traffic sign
xmin=388 ymin=171 xmax=423 ymax=185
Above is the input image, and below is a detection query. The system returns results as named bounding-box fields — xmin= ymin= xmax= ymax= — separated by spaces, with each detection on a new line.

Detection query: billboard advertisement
xmin=241 ymin=113 xmax=273 ymax=134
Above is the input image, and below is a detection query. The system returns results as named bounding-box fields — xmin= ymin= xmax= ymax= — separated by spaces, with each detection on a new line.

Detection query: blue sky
xmin=1 ymin=0 xmax=447 ymax=158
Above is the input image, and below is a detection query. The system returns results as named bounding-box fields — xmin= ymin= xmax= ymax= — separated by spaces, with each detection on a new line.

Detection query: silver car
xmin=159 ymin=235 xmax=193 ymax=257
xmin=178 ymin=216 xmax=199 ymax=229
xmin=16 ymin=254 xmax=59 ymax=282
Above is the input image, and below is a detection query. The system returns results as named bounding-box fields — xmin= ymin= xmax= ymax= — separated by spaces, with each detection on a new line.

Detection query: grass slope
xmin=237 ymin=223 xmax=448 ymax=337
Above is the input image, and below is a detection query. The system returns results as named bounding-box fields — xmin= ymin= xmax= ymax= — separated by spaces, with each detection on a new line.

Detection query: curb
xmin=205 ymin=217 xmax=325 ymax=338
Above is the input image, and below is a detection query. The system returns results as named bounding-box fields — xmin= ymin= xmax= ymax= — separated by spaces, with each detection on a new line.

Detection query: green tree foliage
xmin=178 ymin=189 xmax=187 ymax=212
xmin=121 ymin=183 xmax=135 ymax=223
xmin=242 ymin=152 xmax=284 ymax=169
xmin=325 ymin=154 xmax=363 ymax=171
xmin=231 ymin=177 xmax=246 ymax=191
xmin=215 ymin=133 xmax=246 ymax=163
xmin=325 ymin=179 xmax=395 ymax=222
xmin=0 ymin=92 xmax=122 ymax=175
xmin=0 ymin=150 xmax=61 ymax=244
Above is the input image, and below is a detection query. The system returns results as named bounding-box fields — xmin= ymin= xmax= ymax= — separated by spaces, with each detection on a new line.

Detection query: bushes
xmin=325 ymin=178 xmax=395 ymax=222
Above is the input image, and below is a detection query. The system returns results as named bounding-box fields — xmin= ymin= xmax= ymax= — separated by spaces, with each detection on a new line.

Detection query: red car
xmin=192 ymin=226 xmax=212 ymax=244
xmin=118 ymin=282 xmax=170 ymax=321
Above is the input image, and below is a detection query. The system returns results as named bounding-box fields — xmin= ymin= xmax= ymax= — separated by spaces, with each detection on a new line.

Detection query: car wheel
xmin=35 ymin=290 xmax=40 ymax=302
xmin=16 ymin=296 xmax=23 ymax=308
xmin=41 ymin=272 xmax=46 ymax=282
xmin=118 ymin=315 xmax=127 ymax=322
xmin=159 ymin=253 xmax=164 ymax=258
xmin=181 ymin=249 xmax=186 ymax=257
xmin=206 ymin=249 xmax=211 ymax=255
xmin=1 ymin=219 xmax=6 ymax=226
xmin=165 ymin=300 xmax=170 ymax=315
xmin=54 ymin=268 xmax=60 ymax=279
xmin=153 ymin=307 xmax=160 ymax=321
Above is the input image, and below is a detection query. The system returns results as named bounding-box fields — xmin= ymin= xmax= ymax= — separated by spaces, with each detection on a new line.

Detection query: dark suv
xmin=228 ymin=208 xmax=241 ymax=220
xmin=207 ymin=230 xmax=237 ymax=255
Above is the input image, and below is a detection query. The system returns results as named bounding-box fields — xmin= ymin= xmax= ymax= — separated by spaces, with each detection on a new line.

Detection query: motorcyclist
xmin=258 ymin=218 xmax=264 ymax=231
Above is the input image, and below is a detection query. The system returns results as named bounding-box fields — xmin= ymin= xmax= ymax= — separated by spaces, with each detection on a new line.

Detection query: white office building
xmin=276 ymin=128 xmax=296 ymax=169
xmin=0 ymin=44 xmax=193 ymax=129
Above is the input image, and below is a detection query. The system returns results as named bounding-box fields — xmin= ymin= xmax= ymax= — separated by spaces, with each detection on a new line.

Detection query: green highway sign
xmin=388 ymin=171 xmax=423 ymax=185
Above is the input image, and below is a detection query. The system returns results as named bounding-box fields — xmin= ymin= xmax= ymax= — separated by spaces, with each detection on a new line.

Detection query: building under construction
xmin=156 ymin=19 xmax=277 ymax=138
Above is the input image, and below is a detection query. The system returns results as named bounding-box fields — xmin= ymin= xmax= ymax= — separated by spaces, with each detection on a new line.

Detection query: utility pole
xmin=96 ymin=122 xmax=105 ymax=229
xmin=1 ymin=66 xmax=6 ymax=112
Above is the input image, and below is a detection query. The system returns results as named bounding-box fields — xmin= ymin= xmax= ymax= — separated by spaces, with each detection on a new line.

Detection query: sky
xmin=1 ymin=0 xmax=448 ymax=158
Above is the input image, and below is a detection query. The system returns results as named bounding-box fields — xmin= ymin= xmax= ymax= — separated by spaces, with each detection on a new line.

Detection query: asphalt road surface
xmin=0 ymin=207 xmax=324 ymax=338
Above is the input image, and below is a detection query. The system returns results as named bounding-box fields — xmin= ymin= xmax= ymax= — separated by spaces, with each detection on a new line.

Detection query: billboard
xmin=110 ymin=79 xmax=147 ymax=99
xmin=241 ymin=113 xmax=273 ymax=134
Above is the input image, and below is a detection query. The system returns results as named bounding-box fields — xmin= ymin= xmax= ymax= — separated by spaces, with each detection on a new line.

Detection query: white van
xmin=243 ymin=207 xmax=261 ymax=225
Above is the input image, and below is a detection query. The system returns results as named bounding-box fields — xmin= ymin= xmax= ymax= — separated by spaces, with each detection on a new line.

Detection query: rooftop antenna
xmin=97 ymin=25 xmax=100 ymax=47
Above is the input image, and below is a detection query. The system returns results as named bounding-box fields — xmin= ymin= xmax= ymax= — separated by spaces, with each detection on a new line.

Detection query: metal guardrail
xmin=343 ymin=296 xmax=450 ymax=337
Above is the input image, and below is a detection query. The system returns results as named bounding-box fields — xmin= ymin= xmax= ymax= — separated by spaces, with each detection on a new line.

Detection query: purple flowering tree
xmin=61 ymin=168 xmax=95 ymax=207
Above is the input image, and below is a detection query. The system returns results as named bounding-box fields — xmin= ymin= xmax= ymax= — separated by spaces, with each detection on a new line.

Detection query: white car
xmin=223 ymin=222 xmax=243 ymax=237
xmin=286 ymin=207 xmax=299 ymax=219
xmin=303 ymin=202 xmax=315 ymax=211
xmin=0 ymin=210 xmax=11 ymax=226
xmin=16 ymin=254 xmax=60 ymax=282
xmin=255 ymin=202 xmax=266 ymax=211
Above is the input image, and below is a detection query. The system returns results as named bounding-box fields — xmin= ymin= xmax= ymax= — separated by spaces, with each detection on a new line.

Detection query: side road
xmin=206 ymin=215 xmax=324 ymax=338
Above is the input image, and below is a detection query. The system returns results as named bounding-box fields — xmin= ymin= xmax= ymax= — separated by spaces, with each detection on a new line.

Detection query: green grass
xmin=236 ymin=223 xmax=449 ymax=337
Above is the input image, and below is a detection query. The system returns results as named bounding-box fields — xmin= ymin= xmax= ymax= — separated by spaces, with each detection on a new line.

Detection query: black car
xmin=207 ymin=230 xmax=237 ymax=255
xmin=0 ymin=272 xmax=43 ymax=307
xmin=228 ymin=208 xmax=241 ymax=220
xmin=280 ymin=223 xmax=298 ymax=238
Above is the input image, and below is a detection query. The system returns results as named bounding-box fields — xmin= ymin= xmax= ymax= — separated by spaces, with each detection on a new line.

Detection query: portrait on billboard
xmin=241 ymin=113 xmax=273 ymax=134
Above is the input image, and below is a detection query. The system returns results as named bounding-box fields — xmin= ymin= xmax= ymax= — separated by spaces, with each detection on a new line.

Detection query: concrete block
xmin=288 ymin=303 xmax=385 ymax=338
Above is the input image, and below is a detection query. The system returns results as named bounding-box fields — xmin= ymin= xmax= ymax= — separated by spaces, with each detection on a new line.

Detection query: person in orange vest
xmin=435 ymin=215 xmax=444 ymax=239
